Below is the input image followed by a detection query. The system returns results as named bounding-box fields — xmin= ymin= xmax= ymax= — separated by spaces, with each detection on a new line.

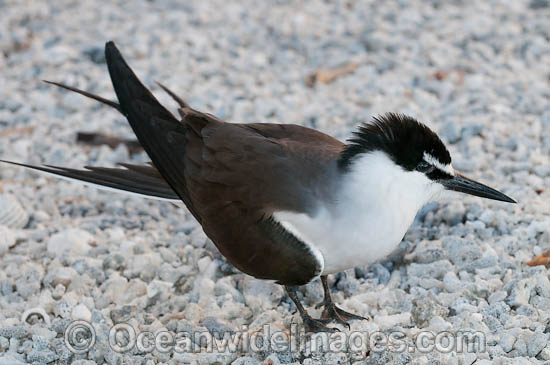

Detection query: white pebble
xmin=47 ymin=229 xmax=93 ymax=258
xmin=71 ymin=304 xmax=92 ymax=322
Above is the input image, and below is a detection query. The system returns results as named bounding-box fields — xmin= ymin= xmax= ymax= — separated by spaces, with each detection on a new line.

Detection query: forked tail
xmin=1 ymin=42 xmax=200 ymax=212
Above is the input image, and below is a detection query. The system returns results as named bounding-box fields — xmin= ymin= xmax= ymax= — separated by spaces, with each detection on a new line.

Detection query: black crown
xmin=339 ymin=113 xmax=451 ymax=172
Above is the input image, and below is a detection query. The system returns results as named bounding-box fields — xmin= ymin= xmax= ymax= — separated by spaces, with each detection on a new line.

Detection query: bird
xmin=1 ymin=41 xmax=516 ymax=332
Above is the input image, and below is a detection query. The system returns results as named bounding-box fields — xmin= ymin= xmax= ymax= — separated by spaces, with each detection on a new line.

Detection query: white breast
xmin=274 ymin=151 xmax=444 ymax=274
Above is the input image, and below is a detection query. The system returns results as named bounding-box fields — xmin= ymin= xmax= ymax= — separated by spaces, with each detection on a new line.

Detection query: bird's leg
xmin=285 ymin=285 xmax=339 ymax=333
xmin=317 ymin=275 xmax=369 ymax=327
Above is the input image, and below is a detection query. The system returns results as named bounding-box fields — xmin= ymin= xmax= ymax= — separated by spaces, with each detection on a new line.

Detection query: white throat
xmin=274 ymin=151 xmax=444 ymax=274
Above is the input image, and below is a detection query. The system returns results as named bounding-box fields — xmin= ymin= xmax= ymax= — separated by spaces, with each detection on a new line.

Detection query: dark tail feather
xmin=43 ymin=81 xmax=145 ymax=152
xmin=0 ymin=160 xmax=179 ymax=201
xmin=104 ymin=41 xmax=201 ymax=221
xmin=43 ymin=80 xmax=123 ymax=113
xmin=44 ymin=80 xmax=190 ymax=117
xmin=156 ymin=81 xmax=189 ymax=108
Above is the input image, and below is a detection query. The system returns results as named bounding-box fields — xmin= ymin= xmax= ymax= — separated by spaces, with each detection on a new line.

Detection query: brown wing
xmin=179 ymin=109 xmax=344 ymax=284
xmin=105 ymin=42 xmax=344 ymax=285
xmin=182 ymin=110 xmax=344 ymax=215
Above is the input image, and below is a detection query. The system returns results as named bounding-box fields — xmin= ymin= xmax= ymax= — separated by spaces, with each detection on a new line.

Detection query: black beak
xmin=440 ymin=173 xmax=517 ymax=203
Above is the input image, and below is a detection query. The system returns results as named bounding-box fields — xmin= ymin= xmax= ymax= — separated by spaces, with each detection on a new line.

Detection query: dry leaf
xmin=432 ymin=69 xmax=465 ymax=84
xmin=77 ymin=132 xmax=142 ymax=154
xmin=0 ymin=126 xmax=35 ymax=137
xmin=527 ymin=249 xmax=550 ymax=267
xmin=306 ymin=62 xmax=360 ymax=87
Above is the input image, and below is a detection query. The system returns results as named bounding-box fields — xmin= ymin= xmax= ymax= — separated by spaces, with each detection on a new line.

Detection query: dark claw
xmin=318 ymin=316 xmax=351 ymax=330
xmin=303 ymin=316 xmax=340 ymax=333
xmin=317 ymin=275 xmax=370 ymax=328
xmin=321 ymin=304 xmax=370 ymax=328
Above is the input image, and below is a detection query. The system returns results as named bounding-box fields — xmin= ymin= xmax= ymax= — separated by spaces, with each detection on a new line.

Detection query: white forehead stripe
xmin=423 ymin=152 xmax=455 ymax=175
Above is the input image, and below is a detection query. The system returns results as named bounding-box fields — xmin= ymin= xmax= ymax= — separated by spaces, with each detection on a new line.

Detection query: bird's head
xmin=339 ymin=113 xmax=516 ymax=204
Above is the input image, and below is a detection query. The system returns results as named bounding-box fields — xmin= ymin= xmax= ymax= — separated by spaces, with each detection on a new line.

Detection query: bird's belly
xmin=317 ymin=228 xmax=405 ymax=274
xmin=274 ymin=207 xmax=415 ymax=275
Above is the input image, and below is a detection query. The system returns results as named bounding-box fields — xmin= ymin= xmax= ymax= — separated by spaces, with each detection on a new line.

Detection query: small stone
xmin=411 ymin=296 xmax=449 ymax=328
xmin=461 ymin=123 xmax=484 ymax=139
xmin=372 ymin=263 xmax=391 ymax=285
xmin=534 ymin=274 xmax=550 ymax=298
xmin=473 ymin=360 xmax=493 ymax=365
xmin=499 ymin=333 xmax=516 ymax=353
xmin=214 ymin=278 xmax=244 ymax=303
xmin=0 ymin=337 xmax=8 ymax=351
xmin=478 ymin=210 xmax=495 ymax=225
xmin=121 ymin=279 xmax=148 ymax=303
xmin=199 ymin=317 xmax=235 ymax=340
xmin=96 ymin=275 xmax=126 ymax=308
xmin=183 ymin=303 xmax=204 ymax=322
xmin=45 ymin=267 xmax=77 ymax=288
xmin=262 ymin=354 xmax=282 ymax=365
xmin=110 ymin=305 xmax=137 ymax=324
xmin=173 ymin=353 xmax=199 ymax=364
xmin=146 ymin=279 xmax=172 ymax=306
xmin=540 ymin=344 xmax=550 ymax=360
xmin=443 ymin=271 xmax=462 ymax=292
xmin=440 ymin=201 xmax=466 ymax=226
xmin=527 ymin=331 xmax=548 ymax=357
xmin=488 ymin=291 xmax=507 ymax=304
xmin=510 ymin=330 xmax=533 ymax=357
xmin=126 ymin=252 xmax=162 ymax=282
xmin=48 ymin=318 xmax=70 ymax=336
xmin=47 ymin=229 xmax=93 ymax=258
xmin=52 ymin=284 xmax=66 ymax=300
xmin=242 ymin=278 xmax=284 ymax=313
xmin=231 ymin=356 xmax=260 ymax=365
xmin=374 ymin=312 xmax=411 ymax=330
xmin=506 ymin=278 xmax=533 ymax=308
xmin=531 ymin=295 xmax=550 ymax=311
xmin=530 ymin=0 xmax=549 ymax=8
xmin=487 ymin=344 xmax=505 ymax=358
xmin=71 ymin=360 xmax=99 ymax=365
xmin=71 ymin=304 xmax=92 ymax=322
xmin=54 ymin=300 xmax=74 ymax=319
xmin=0 ymin=280 xmax=14 ymax=296
xmin=158 ymin=247 xmax=178 ymax=263
xmin=60 ymin=91 xmax=87 ymax=112
xmin=102 ymin=253 xmax=126 ymax=271
xmin=16 ymin=265 xmax=43 ymax=299
xmin=32 ymin=211 xmax=50 ymax=223
xmin=197 ymin=256 xmax=212 ymax=273
xmin=384 ymin=240 xmax=414 ymax=265
xmin=0 ymin=354 xmax=26 ymax=365
xmin=407 ymin=260 xmax=452 ymax=280
xmin=29 ymin=327 xmax=56 ymax=341
xmin=405 ymin=240 xmax=445 ymax=264
xmin=197 ymin=352 xmax=238 ymax=365
xmin=428 ymin=316 xmax=452 ymax=332
xmin=441 ymin=120 xmax=461 ymax=143
xmin=0 ymin=326 xmax=28 ymax=339
xmin=443 ymin=237 xmax=482 ymax=271
xmin=27 ymin=335 xmax=58 ymax=364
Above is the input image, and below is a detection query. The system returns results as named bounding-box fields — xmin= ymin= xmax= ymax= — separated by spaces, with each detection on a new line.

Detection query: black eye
xmin=416 ymin=161 xmax=432 ymax=172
